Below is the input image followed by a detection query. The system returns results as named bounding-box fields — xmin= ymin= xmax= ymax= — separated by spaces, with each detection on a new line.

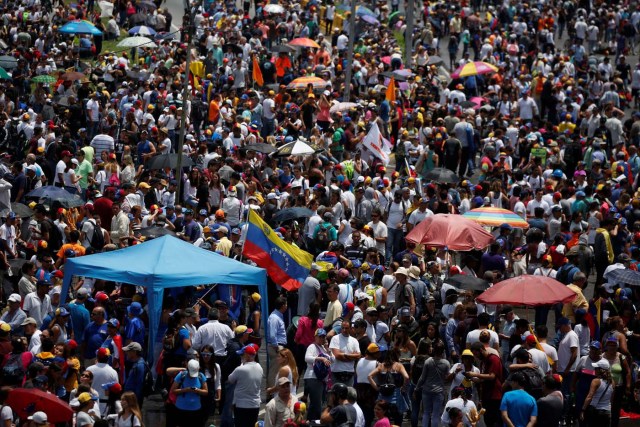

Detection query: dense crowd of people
xmin=4 ymin=0 xmax=640 ymax=427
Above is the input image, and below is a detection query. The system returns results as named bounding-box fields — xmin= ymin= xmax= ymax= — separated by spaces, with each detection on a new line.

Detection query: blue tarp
xmin=59 ymin=235 xmax=268 ymax=364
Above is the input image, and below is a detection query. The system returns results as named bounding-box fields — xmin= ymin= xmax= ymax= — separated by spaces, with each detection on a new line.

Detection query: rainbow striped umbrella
xmin=287 ymin=76 xmax=328 ymax=90
xmin=463 ymin=207 xmax=529 ymax=229
xmin=451 ymin=61 xmax=498 ymax=79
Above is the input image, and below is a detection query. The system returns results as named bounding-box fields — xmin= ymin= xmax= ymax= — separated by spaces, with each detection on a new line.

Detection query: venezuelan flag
xmin=243 ymin=210 xmax=313 ymax=291
xmin=587 ymin=298 xmax=602 ymax=340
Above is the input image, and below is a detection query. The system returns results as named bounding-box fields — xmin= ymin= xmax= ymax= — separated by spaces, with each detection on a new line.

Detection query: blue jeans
xmin=422 ymin=391 xmax=444 ymax=427
xmin=561 ymin=371 xmax=574 ymax=421
xmin=220 ymin=382 xmax=236 ymax=427
xmin=386 ymin=227 xmax=404 ymax=262
xmin=410 ymin=382 xmax=421 ymax=427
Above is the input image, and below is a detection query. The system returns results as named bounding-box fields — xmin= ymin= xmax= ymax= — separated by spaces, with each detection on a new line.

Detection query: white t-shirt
xmin=1 ymin=405 xmax=13 ymax=424
xmin=465 ymin=329 xmax=499 ymax=349
xmin=355 ymin=358 xmax=378 ymax=384
xmin=329 ymin=333 xmax=360 ymax=373
xmin=557 ymin=330 xmax=579 ymax=372
xmin=367 ymin=221 xmax=387 ymax=256
xmin=540 ymin=342 xmax=558 ymax=366
xmin=115 ymin=414 xmax=141 ymax=427
xmin=54 ymin=160 xmax=66 ymax=184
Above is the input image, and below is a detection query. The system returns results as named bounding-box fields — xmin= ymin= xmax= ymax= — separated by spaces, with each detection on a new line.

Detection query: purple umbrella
xmin=384 ymin=78 xmax=409 ymax=90
xmin=361 ymin=15 xmax=379 ymax=25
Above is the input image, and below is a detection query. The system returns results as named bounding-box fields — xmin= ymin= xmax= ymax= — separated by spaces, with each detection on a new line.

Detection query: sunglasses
xmin=201 ymin=352 xmax=212 ymax=357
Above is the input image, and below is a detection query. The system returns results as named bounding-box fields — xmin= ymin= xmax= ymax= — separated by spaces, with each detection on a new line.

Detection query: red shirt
xmin=94 ymin=197 xmax=114 ymax=232
xmin=481 ymin=353 xmax=503 ymax=402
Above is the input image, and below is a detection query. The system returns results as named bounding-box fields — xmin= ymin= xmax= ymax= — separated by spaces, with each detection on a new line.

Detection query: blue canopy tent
xmin=59 ymin=235 xmax=268 ymax=364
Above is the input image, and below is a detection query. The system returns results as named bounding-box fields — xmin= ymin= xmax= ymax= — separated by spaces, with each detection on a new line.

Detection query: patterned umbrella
xmin=603 ymin=269 xmax=640 ymax=287
xmin=263 ymin=3 xmax=284 ymax=13
xmin=117 ymin=36 xmax=157 ymax=48
xmin=286 ymin=76 xmax=328 ymax=90
xmin=0 ymin=56 xmax=17 ymax=70
xmin=451 ymin=61 xmax=498 ymax=78
xmin=58 ymin=20 xmax=103 ymax=36
xmin=288 ymin=38 xmax=321 ymax=49
xmin=463 ymin=207 xmax=529 ymax=228
xmin=275 ymin=140 xmax=316 ymax=157
xmin=32 ymin=74 xmax=57 ymax=83
xmin=356 ymin=6 xmax=376 ymax=17
xmin=128 ymin=25 xmax=157 ymax=36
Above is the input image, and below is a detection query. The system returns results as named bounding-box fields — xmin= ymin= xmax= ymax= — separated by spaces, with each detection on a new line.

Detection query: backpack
xmin=162 ymin=328 xmax=178 ymax=352
xmin=312 ymin=345 xmax=330 ymax=380
xmin=45 ymin=218 xmax=64 ymax=253
xmin=335 ymin=404 xmax=357 ymax=427
xmin=108 ymin=172 xmax=121 ymax=187
xmin=88 ymin=219 xmax=106 ymax=250
xmin=520 ymin=368 xmax=544 ymax=399
xmin=316 ymin=224 xmax=334 ymax=242
xmin=556 ymin=263 xmax=578 ymax=285
xmin=2 ymin=353 xmax=25 ymax=385
xmin=142 ymin=361 xmax=155 ymax=397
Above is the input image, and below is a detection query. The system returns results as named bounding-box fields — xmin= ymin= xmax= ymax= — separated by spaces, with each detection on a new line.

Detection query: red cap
xmin=97 ymin=347 xmax=110 ymax=358
xmin=525 ymin=334 xmax=538 ymax=345
xmin=66 ymin=339 xmax=78 ymax=350
xmin=53 ymin=270 xmax=64 ymax=279
xmin=345 ymin=302 xmax=355 ymax=311
xmin=61 ymin=150 xmax=72 ymax=157
xmin=109 ymin=382 xmax=122 ymax=394
xmin=95 ymin=291 xmax=109 ymax=302
xmin=449 ymin=266 xmax=462 ymax=276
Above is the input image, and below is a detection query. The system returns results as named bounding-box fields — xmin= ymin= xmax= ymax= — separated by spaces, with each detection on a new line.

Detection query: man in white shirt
xmin=22 ymin=317 xmax=42 ymax=354
xmin=329 ymin=320 xmax=361 ymax=386
xmin=556 ymin=317 xmax=578 ymax=420
xmin=54 ymin=150 xmax=72 ymax=187
xmin=22 ymin=280 xmax=53 ymax=327
xmin=0 ymin=212 xmax=17 ymax=258
xmin=192 ymin=307 xmax=234 ymax=355
xmin=517 ymin=92 xmax=539 ymax=121
xmin=407 ymin=197 xmax=433 ymax=232
xmin=87 ymin=347 xmax=119 ymax=413
xmin=85 ymin=92 xmax=101 ymax=139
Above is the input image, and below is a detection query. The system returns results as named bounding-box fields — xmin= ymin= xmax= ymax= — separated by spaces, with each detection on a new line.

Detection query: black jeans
xmin=234 ymin=407 xmax=259 ymax=427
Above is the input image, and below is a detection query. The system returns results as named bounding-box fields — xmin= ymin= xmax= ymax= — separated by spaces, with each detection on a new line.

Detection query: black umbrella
xmin=0 ymin=203 xmax=34 ymax=218
xmin=242 ymin=143 xmax=276 ymax=154
xmin=271 ymin=45 xmax=296 ymax=53
xmin=427 ymin=55 xmax=443 ymax=66
xmin=8 ymin=258 xmax=26 ymax=276
xmin=459 ymin=101 xmax=476 ymax=109
xmin=26 ymin=186 xmax=84 ymax=208
xmin=423 ymin=167 xmax=460 ymax=184
xmin=136 ymin=226 xmax=176 ymax=239
xmin=272 ymin=207 xmax=314 ymax=223
xmin=147 ymin=153 xmax=193 ymax=170
xmin=223 ymin=43 xmax=243 ymax=54
xmin=445 ymin=275 xmax=490 ymax=292
xmin=379 ymin=71 xmax=408 ymax=82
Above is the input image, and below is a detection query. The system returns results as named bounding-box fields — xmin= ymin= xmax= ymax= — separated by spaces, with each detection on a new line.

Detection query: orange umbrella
xmin=405 ymin=214 xmax=493 ymax=251
xmin=288 ymin=38 xmax=321 ymax=49
xmin=286 ymin=76 xmax=328 ymax=90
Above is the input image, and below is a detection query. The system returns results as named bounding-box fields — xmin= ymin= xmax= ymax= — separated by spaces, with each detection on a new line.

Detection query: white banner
xmin=361 ymin=122 xmax=392 ymax=165
xmin=98 ymin=1 xmax=114 ymax=18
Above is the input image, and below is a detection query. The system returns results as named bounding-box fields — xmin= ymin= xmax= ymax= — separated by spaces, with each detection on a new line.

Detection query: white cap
xmin=187 ymin=359 xmax=200 ymax=378
xmin=28 ymin=412 xmax=48 ymax=424
xmin=7 ymin=293 xmax=21 ymax=303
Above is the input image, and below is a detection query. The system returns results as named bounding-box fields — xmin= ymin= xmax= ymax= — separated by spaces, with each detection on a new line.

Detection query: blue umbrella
xmin=604 ymin=268 xmax=640 ymax=287
xmin=58 ymin=20 xmax=103 ymax=36
xmin=128 ymin=25 xmax=157 ymax=36
xmin=356 ymin=6 xmax=376 ymax=17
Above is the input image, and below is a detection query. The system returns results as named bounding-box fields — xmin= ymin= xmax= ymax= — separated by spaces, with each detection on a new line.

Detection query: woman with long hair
xmin=409 ymin=339 xmax=430 ymax=427
xmin=368 ymin=348 xmax=410 ymax=425
xmin=198 ymin=344 xmax=221 ymax=417
xmin=580 ymin=359 xmax=614 ymax=427
xmin=602 ymin=316 xmax=632 ymax=360
xmin=415 ymin=339 xmax=451 ymax=427
xmin=267 ymin=348 xmax=299 ymax=396
xmin=602 ymin=337 xmax=632 ymax=427
xmin=294 ymin=302 xmax=323 ymax=376
xmin=207 ymin=172 xmax=225 ymax=213
xmin=445 ymin=305 xmax=466 ymax=362
xmin=114 ymin=391 xmax=143 ymax=427
xmin=394 ymin=324 xmax=417 ymax=373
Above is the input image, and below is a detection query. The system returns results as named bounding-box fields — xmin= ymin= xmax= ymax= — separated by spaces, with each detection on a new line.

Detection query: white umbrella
xmin=330 ymin=102 xmax=358 ymax=114
xmin=90 ymin=134 xmax=115 ymax=150
xmin=276 ymin=140 xmax=316 ymax=156
xmin=264 ymin=3 xmax=284 ymax=13
xmin=117 ymin=36 xmax=157 ymax=48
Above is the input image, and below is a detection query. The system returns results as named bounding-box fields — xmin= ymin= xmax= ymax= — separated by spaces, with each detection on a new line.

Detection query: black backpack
xmin=521 ymin=367 xmax=544 ymax=399
xmin=1 ymin=353 xmax=25 ymax=385
xmin=88 ymin=219 xmax=106 ymax=250
xmin=142 ymin=361 xmax=155 ymax=397
xmin=556 ymin=263 xmax=578 ymax=285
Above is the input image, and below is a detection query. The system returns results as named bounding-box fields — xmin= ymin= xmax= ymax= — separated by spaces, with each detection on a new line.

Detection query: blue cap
xmin=351 ymin=259 xmax=362 ymax=268
xmin=362 ymin=273 xmax=372 ymax=281
xmin=199 ymin=209 xmax=208 ymax=216
xmin=500 ymin=223 xmax=512 ymax=230
xmin=344 ymin=116 xmax=352 ymax=123
xmin=576 ymin=191 xmax=586 ymax=197
xmin=64 ymin=249 xmax=76 ymax=258
xmin=552 ymin=169 xmax=563 ymax=178
xmin=558 ymin=317 xmax=571 ymax=326
xmin=7 ymin=212 xmax=16 ymax=220
xmin=590 ymin=341 xmax=601 ymax=349
xmin=315 ymin=328 xmax=327 ymax=337
xmin=128 ymin=301 xmax=143 ymax=316
xmin=378 ymin=344 xmax=388 ymax=352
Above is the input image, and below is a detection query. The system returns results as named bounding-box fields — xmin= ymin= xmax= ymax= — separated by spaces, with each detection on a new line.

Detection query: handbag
xmin=378 ymin=370 xmax=395 ymax=397
xmin=585 ymin=381 xmax=611 ymax=417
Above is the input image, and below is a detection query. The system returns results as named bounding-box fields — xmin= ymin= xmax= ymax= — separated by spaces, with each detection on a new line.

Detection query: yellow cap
xmin=251 ymin=292 xmax=261 ymax=302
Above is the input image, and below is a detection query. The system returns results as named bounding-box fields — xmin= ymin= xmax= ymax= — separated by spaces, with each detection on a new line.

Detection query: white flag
xmin=361 ymin=122 xmax=392 ymax=165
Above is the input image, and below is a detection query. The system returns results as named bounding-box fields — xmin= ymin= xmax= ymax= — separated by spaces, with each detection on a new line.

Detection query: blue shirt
xmin=174 ymin=370 xmax=206 ymax=411
xmin=267 ymin=310 xmax=286 ymax=346
xmin=83 ymin=321 xmax=109 ymax=359
xmin=125 ymin=317 xmax=145 ymax=349
xmin=69 ymin=301 xmax=90 ymax=344
xmin=500 ymin=389 xmax=538 ymax=427
xmin=173 ymin=327 xmax=191 ymax=356
xmin=124 ymin=357 xmax=146 ymax=403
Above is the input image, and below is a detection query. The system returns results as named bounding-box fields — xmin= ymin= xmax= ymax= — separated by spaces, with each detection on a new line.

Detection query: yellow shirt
xmin=562 ymin=284 xmax=588 ymax=322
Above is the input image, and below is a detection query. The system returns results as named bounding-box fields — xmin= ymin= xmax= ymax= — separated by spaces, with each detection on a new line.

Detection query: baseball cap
xmin=235 ymin=325 xmax=254 ymax=335
xmin=590 ymin=341 xmax=602 ymax=350
xmin=107 ymin=318 xmax=120 ymax=328
xmin=28 ymin=412 xmax=48 ymax=424
xmin=21 ymin=317 xmax=37 ymax=326
xmin=122 ymin=342 xmax=142 ymax=352
xmin=236 ymin=343 xmax=259 ymax=355
xmin=187 ymin=359 xmax=200 ymax=377
xmin=399 ymin=307 xmax=411 ymax=317
xmin=558 ymin=317 xmax=571 ymax=326
xmin=77 ymin=392 xmax=97 ymax=404
xmin=461 ymin=349 xmax=474 ymax=358
xmin=315 ymin=328 xmax=327 ymax=337
xmin=277 ymin=376 xmax=291 ymax=386
xmin=367 ymin=343 xmax=380 ymax=353
xmin=525 ymin=334 xmax=537 ymax=345
xmin=97 ymin=347 xmax=111 ymax=358
xmin=8 ymin=293 xmax=21 ymax=303
xmin=593 ymin=359 xmax=610 ymax=370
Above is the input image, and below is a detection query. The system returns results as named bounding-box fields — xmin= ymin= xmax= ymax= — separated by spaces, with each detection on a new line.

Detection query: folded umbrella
xmin=446 ymin=275 xmax=490 ymax=292
xmin=242 ymin=143 xmax=276 ymax=154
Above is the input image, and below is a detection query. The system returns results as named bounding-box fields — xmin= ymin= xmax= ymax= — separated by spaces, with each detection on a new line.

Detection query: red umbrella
xmin=405 ymin=214 xmax=493 ymax=251
xmin=476 ymin=275 xmax=577 ymax=307
xmin=6 ymin=388 xmax=74 ymax=423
